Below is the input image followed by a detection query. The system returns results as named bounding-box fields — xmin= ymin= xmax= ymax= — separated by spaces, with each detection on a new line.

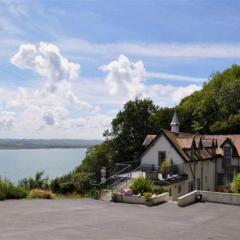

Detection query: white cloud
xmin=58 ymin=38 xmax=240 ymax=59
xmin=0 ymin=111 xmax=15 ymax=129
xmin=100 ymin=54 xmax=201 ymax=105
xmin=66 ymin=90 xmax=92 ymax=109
xmin=146 ymin=71 xmax=206 ymax=83
xmin=100 ymin=54 xmax=145 ymax=99
xmin=0 ymin=43 xmax=203 ymax=139
xmin=172 ymin=84 xmax=201 ymax=103
xmin=10 ymin=42 xmax=80 ymax=92
xmin=0 ymin=42 xmax=110 ymax=138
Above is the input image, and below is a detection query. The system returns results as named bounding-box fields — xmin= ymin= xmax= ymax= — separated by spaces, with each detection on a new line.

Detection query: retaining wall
xmin=177 ymin=190 xmax=197 ymax=207
xmin=177 ymin=190 xmax=240 ymax=207
xmin=201 ymin=191 xmax=240 ymax=205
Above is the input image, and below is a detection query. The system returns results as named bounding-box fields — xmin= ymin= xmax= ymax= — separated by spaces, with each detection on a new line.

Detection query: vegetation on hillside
xmin=178 ymin=65 xmax=240 ymax=133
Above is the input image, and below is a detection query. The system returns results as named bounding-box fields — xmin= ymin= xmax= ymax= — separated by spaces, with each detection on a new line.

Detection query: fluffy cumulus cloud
xmin=0 ymin=42 xmax=202 ymax=139
xmin=0 ymin=42 xmax=113 ymax=138
xmin=100 ymin=54 xmax=145 ymax=99
xmin=101 ymin=54 xmax=201 ymax=105
xmin=10 ymin=42 xmax=80 ymax=92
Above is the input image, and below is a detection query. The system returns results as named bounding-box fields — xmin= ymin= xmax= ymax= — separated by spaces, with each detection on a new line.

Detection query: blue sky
xmin=0 ymin=0 xmax=240 ymax=139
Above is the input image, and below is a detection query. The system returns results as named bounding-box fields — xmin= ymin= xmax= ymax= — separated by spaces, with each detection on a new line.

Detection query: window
xmin=217 ymin=173 xmax=224 ymax=185
xmin=224 ymin=146 xmax=232 ymax=158
xmin=158 ymin=151 xmax=166 ymax=166
xmin=178 ymin=185 xmax=181 ymax=193
xmin=222 ymin=146 xmax=232 ymax=168
xmin=188 ymin=180 xmax=194 ymax=192
xmin=197 ymin=178 xmax=201 ymax=190
xmin=228 ymin=173 xmax=233 ymax=182
xmin=188 ymin=181 xmax=191 ymax=192
xmin=205 ymin=176 xmax=207 ymax=183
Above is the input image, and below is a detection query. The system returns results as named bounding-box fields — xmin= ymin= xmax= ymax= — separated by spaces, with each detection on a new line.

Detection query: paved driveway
xmin=0 ymin=199 xmax=239 ymax=240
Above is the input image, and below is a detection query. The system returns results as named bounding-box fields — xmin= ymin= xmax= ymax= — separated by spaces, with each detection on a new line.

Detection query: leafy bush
xmin=143 ymin=192 xmax=152 ymax=201
xmin=50 ymin=171 xmax=93 ymax=195
xmin=18 ymin=171 xmax=49 ymax=190
xmin=231 ymin=173 xmax=240 ymax=193
xmin=86 ymin=187 xmax=101 ymax=199
xmin=130 ymin=178 xmax=154 ymax=195
xmin=29 ymin=189 xmax=54 ymax=199
xmin=151 ymin=186 xmax=167 ymax=195
xmin=0 ymin=178 xmax=27 ymax=200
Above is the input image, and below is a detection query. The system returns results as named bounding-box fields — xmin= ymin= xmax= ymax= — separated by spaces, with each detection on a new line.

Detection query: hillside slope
xmin=177 ymin=65 xmax=240 ymax=134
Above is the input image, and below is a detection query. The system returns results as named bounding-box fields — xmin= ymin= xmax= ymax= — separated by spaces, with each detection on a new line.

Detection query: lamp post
xmin=101 ymin=166 xmax=106 ymax=183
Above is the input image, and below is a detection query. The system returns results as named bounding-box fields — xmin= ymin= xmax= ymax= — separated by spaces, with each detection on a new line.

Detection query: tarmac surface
xmin=0 ymin=199 xmax=239 ymax=240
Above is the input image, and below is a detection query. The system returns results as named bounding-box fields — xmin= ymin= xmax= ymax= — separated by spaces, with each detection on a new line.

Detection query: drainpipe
xmin=201 ymin=160 xmax=203 ymax=190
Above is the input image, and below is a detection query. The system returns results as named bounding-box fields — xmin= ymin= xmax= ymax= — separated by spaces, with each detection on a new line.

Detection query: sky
xmin=0 ymin=0 xmax=240 ymax=139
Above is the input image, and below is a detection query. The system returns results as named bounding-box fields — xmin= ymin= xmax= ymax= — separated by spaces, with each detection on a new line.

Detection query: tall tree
xmin=104 ymin=98 xmax=157 ymax=163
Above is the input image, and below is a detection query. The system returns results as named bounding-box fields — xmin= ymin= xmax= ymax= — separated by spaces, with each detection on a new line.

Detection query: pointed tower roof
xmin=171 ymin=111 xmax=180 ymax=126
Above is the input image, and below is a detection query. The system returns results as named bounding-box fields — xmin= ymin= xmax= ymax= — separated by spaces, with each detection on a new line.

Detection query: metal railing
xmin=110 ymin=165 xmax=142 ymax=191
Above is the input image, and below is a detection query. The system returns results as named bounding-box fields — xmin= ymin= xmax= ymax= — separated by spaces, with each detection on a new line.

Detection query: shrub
xmin=18 ymin=171 xmax=49 ymax=190
xmin=86 ymin=187 xmax=101 ymax=200
xmin=231 ymin=173 xmax=240 ymax=193
xmin=50 ymin=171 xmax=93 ymax=195
xmin=29 ymin=189 xmax=54 ymax=199
xmin=130 ymin=177 xmax=153 ymax=195
xmin=0 ymin=178 xmax=27 ymax=200
xmin=151 ymin=186 xmax=167 ymax=195
xmin=143 ymin=192 xmax=152 ymax=201
xmin=0 ymin=190 xmax=5 ymax=200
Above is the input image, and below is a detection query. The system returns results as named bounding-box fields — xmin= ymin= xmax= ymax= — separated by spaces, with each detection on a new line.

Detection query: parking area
xmin=0 ymin=199 xmax=239 ymax=240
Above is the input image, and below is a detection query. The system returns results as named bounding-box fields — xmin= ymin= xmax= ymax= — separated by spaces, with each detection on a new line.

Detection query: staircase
xmin=100 ymin=164 xmax=142 ymax=201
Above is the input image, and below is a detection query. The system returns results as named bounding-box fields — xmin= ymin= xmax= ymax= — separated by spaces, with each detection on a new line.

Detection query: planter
xmin=112 ymin=192 xmax=169 ymax=206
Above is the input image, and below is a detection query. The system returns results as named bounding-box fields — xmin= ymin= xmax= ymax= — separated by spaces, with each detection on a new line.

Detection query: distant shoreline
xmin=0 ymin=146 xmax=90 ymax=150
xmin=0 ymin=139 xmax=102 ymax=150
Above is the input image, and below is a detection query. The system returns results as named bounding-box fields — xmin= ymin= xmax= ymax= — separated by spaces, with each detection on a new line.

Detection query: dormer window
xmin=223 ymin=145 xmax=232 ymax=167
xmin=224 ymin=146 xmax=232 ymax=158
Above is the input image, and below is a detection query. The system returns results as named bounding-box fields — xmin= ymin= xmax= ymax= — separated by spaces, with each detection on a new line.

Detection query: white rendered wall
xmin=141 ymin=133 xmax=184 ymax=173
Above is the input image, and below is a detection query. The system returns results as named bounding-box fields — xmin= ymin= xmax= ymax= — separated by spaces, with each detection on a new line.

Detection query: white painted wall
xmin=141 ymin=133 xmax=184 ymax=173
xmin=183 ymin=160 xmax=215 ymax=192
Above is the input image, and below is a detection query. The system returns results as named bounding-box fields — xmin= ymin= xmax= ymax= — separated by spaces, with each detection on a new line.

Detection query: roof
xmin=142 ymin=129 xmax=240 ymax=161
xmin=143 ymin=135 xmax=157 ymax=146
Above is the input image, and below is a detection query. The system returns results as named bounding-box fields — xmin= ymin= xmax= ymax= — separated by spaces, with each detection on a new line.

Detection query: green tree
xmin=104 ymin=98 xmax=157 ymax=164
xmin=178 ymin=65 xmax=240 ymax=134
xmin=150 ymin=107 xmax=175 ymax=132
xmin=77 ymin=142 xmax=113 ymax=182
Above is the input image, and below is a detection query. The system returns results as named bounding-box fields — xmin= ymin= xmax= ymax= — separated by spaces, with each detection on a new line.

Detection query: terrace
xmin=0 ymin=199 xmax=239 ymax=240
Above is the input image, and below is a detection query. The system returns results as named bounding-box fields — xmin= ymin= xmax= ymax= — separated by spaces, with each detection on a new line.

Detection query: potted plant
xmin=160 ymin=160 xmax=173 ymax=179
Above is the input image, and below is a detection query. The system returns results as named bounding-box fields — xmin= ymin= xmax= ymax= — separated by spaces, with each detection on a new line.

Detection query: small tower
xmin=171 ymin=111 xmax=180 ymax=133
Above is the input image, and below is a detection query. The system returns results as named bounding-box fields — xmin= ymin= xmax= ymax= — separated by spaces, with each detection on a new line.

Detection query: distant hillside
xmin=0 ymin=139 xmax=102 ymax=149
xmin=178 ymin=64 xmax=240 ymax=134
